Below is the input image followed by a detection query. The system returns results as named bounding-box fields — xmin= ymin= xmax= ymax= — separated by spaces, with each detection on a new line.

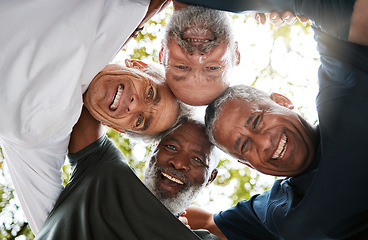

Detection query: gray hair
xmin=205 ymin=85 xmax=269 ymax=149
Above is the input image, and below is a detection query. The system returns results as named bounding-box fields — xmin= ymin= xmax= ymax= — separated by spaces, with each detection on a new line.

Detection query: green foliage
xmin=214 ymin=159 xmax=274 ymax=206
xmin=106 ymin=127 xmax=152 ymax=180
xmin=0 ymin=155 xmax=34 ymax=239
xmin=61 ymin=164 xmax=70 ymax=187
xmin=272 ymin=20 xmax=312 ymax=51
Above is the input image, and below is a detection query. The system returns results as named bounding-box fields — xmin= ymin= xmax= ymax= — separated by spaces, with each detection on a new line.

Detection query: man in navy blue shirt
xmin=181 ymin=0 xmax=368 ymax=239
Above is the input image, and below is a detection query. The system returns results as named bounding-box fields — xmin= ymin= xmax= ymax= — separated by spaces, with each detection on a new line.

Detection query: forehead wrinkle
xmin=172 ymin=75 xmax=187 ymax=81
xmin=165 ymin=137 xmax=180 ymax=144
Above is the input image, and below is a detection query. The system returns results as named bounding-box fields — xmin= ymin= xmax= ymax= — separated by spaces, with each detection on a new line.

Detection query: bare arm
xmin=68 ymin=106 xmax=105 ymax=153
xmin=185 ymin=206 xmax=227 ymax=240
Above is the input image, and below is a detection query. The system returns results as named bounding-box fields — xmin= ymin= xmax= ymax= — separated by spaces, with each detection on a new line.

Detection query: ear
xmin=234 ymin=41 xmax=240 ymax=66
xmin=238 ymin=160 xmax=254 ymax=169
xmin=124 ymin=59 xmax=148 ymax=70
xmin=205 ymin=169 xmax=218 ymax=186
xmin=173 ymin=1 xmax=188 ymax=11
xmin=159 ymin=46 xmax=164 ymax=64
xmin=112 ymin=127 xmax=125 ymax=133
xmin=102 ymin=122 xmax=125 ymax=133
xmin=270 ymin=93 xmax=294 ymax=110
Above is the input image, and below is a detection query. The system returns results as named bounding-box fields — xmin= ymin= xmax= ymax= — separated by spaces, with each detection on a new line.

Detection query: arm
xmin=68 ymin=106 xmax=105 ymax=153
xmin=175 ymin=0 xmax=360 ymax=43
xmin=185 ymin=206 xmax=227 ymax=240
xmin=348 ymin=0 xmax=368 ymax=46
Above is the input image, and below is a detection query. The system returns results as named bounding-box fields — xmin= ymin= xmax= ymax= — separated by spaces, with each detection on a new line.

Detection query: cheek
xmin=156 ymin=150 xmax=171 ymax=164
xmin=108 ymin=117 xmax=132 ymax=131
xmin=190 ymin=168 xmax=207 ymax=185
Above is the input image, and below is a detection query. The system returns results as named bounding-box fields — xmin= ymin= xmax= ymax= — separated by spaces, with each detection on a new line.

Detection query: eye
xmin=207 ymin=66 xmax=220 ymax=71
xmin=147 ymin=86 xmax=153 ymax=99
xmin=193 ymin=157 xmax=202 ymax=163
xmin=176 ymin=65 xmax=187 ymax=70
xmin=191 ymin=156 xmax=209 ymax=168
xmin=136 ymin=114 xmax=143 ymax=127
xmin=165 ymin=144 xmax=177 ymax=151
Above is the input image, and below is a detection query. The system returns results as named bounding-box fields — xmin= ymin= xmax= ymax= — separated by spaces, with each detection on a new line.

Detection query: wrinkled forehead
xmin=169 ymin=121 xmax=213 ymax=154
xmin=98 ymin=64 xmax=158 ymax=83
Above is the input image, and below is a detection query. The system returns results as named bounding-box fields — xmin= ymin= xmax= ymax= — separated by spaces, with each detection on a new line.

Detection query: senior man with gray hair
xmin=183 ymin=0 xmax=368 ymax=238
xmin=159 ymin=4 xmax=240 ymax=106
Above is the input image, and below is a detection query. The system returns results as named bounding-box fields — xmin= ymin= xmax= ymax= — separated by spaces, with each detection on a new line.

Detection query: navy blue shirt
xmin=215 ymin=29 xmax=368 ymax=240
xmin=176 ymin=0 xmax=368 ymax=239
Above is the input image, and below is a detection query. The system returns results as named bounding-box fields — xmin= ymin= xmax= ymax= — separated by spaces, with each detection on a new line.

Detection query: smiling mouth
xmin=109 ymin=84 xmax=123 ymax=111
xmin=184 ymin=38 xmax=211 ymax=44
xmin=271 ymin=133 xmax=288 ymax=160
xmin=161 ymin=172 xmax=184 ymax=185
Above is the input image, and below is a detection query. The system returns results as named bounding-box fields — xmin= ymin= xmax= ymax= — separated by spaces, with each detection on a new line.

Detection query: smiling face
xmin=213 ymin=96 xmax=317 ymax=177
xmin=83 ymin=63 xmax=179 ymax=135
xmin=160 ymin=6 xmax=240 ymax=106
xmin=143 ymin=120 xmax=218 ymax=215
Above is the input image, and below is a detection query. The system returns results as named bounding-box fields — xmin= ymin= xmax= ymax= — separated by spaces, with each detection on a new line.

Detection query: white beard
xmin=143 ymin=159 xmax=206 ymax=216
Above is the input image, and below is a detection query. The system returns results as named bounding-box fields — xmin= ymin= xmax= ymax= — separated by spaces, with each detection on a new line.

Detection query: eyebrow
xmin=153 ymin=86 xmax=161 ymax=105
xmin=141 ymin=117 xmax=151 ymax=132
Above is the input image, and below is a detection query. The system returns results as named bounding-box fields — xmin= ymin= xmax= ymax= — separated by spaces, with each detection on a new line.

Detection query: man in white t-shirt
xmin=0 ymin=0 xmax=172 ymax=234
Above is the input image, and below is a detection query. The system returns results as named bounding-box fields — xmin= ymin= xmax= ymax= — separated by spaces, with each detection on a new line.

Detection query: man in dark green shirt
xmin=35 ymin=106 xmax=220 ymax=240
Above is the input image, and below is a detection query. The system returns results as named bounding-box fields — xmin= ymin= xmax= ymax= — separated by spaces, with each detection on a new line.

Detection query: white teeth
xmin=161 ymin=172 xmax=183 ymax=185
xmin=186 ymin=38 xmax=210 ymax=43
xmin=110 ymin=85 xmax=122 ymax=110
xmin=271 ymin=134 xmax=287 ymax=159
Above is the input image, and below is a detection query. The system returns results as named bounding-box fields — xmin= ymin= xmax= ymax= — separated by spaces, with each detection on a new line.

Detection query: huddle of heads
xmin=83 ymin=6 xmax=240 ymax=138
xmin=84 ymin=5 xmax=317 ymax=190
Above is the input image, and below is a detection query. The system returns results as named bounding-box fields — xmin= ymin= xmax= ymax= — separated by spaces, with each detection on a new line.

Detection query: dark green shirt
xmin=36 ymin=135 xmax=217 ymax=240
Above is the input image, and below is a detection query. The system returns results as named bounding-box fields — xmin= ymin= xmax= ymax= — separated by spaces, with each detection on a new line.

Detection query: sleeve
xmin=214 ymin=196 xmax=278 ymax=240
xmin=1 ymin=138 xmax=66 ymax=234
xmin=92 ymin=161 xmax=203 ymax=240
xmin=176 ymin=0 xmax=355 ymax=41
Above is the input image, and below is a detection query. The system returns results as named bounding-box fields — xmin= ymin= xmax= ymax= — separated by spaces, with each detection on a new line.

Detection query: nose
xmin=188 ymin=52 xmax=207 ymax=63
xmin=126 ymin=94 xmax=142 ymax=113
xmin=168 ymin=155 xmax=190 ymax=172
xmin=252 ymin=132 xmax=272 ymax=152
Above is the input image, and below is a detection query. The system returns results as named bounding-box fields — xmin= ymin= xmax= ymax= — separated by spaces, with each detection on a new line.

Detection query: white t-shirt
xmin=0 ymin=0 xmax=149 ymax=233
